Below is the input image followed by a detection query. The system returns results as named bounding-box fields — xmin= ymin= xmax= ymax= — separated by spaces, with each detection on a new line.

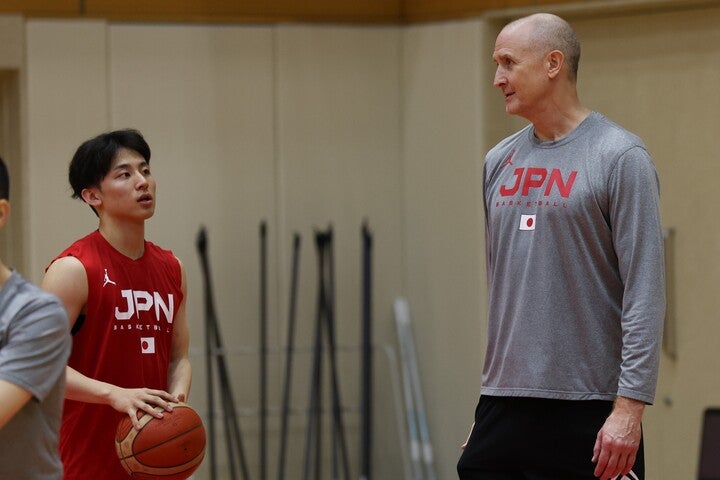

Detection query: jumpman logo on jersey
xmin=501 ymin=149 xmax=515 ymax=168
xmin=103 ymin=269 xmax=117 ymax=287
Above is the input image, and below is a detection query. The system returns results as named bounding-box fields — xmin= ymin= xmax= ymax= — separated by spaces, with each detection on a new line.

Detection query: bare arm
xmin=592 ymin=396 xmax=644 ymax=480
xmin=167 ymin=260 xmax=192 ymax=401
xmin=42 ymin=257 xmax=178 ymax=429
xmin=0 ymin=379 xmax=32 ymax=429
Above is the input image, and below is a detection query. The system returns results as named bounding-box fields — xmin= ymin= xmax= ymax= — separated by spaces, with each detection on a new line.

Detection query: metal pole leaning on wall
xmin=324 ymin=228 xmax=351 ymax=480
xmin=259 ymin=221 xmax=268 ymax=480
xmin=302 ymin=226 xmax=354 ymax=480
xmin=197 ymin=226 xmax=252 ymax=480
xmin=197 ymin=227 xmax=217 ymax=480
xmin=394 ymin=297 xmax=436 ymax=480
xmin=277 ymin=233 xmax=301 ymax=480
xmin=303 ymin=229 xmax=326 ymax=480
xmin=360 ymin=222 xmax=373 ymax=480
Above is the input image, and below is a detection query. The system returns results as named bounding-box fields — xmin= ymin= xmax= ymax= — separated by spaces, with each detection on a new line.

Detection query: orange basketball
xmin=115 ymin=402 xmax=206 ymax=480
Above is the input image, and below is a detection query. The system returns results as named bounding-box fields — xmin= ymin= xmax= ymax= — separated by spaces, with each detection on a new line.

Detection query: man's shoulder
xmin=486 ymin=125 xmax=532 ymax=163
xmin=589 ymin=112 xmax=647 ymax=151
xmin=494 ymin=124 xmax=532 ymax=148
xmin=64 ymin=230 xmax=101 ymax=248
xmin=49 ymin=231 xmax=100 ymax=263
xmin=144 ymin=240 xmax=179 ymax=264
xmin=2 ymin=273 xmax=67 ymax=323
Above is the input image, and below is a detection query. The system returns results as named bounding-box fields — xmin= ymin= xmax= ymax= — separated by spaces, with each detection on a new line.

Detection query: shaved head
xmin=503 ymin=13 xmax=581 ymax=80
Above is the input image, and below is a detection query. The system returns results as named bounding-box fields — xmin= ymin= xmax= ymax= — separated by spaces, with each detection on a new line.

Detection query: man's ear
xmin=0 ymin=199 xmax=10 ymax=230
xmin=80 ymin=188 xmax=102 ymax=208
xmin=547 ymin=50 xmax=564 ymax=79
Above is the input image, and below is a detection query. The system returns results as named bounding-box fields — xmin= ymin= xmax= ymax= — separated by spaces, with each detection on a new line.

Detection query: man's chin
xmin=504 ymin=102 xmax=527 ymax=118
xmin=505 ymin=104 xmax=520 ymax=116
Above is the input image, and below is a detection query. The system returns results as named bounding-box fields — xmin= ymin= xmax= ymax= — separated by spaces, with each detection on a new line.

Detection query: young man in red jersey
xmin=42 ymin=129 xmax=192 ymax=480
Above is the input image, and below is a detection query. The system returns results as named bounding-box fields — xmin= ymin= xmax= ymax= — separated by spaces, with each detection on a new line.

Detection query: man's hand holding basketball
xmin=107 ymin=386 xmax=179 ymax=430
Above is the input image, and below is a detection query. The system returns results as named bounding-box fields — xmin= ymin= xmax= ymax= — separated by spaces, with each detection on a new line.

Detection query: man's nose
xmin=135 ymin=172 xmax=149 ymax=188
xmin=493 ymin=67 xmax=506 ymax=87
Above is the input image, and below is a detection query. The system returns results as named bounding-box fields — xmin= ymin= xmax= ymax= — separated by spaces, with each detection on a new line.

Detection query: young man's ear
xmin=80 ymin=188 xmax=101 ymax=208
xmin=0 ymin=199 xmax=10 ymax=230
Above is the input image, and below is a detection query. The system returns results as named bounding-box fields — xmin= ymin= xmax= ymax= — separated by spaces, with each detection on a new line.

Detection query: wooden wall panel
xmin=5 ymin=0 xmax=705 ymax=24
xmin=0 ymin=0 xmax=76 ymax=16
xmin=0 ymin=0 xmax=635 ymax=24
xmin=85 ymin=0 xmax=402 ymax=23
xmin=401 ymin=0 xmax=584 ymax=22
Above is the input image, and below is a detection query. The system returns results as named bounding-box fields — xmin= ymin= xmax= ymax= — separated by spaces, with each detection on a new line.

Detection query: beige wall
xmin=26 ymin=19 xmax=109 ymax=277
xmin=5 ymin=1 xmax=719 ymax=479
xmin=402 ymin=18 xmax=487 ymax=477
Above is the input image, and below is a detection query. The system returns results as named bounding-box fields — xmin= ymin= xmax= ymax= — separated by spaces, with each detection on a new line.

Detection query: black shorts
xmin=456 ymin=396 xmax=644 ymax=480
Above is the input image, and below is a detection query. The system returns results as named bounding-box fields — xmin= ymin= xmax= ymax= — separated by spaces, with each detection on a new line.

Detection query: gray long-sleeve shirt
xmin=0 ymin=272 xmax=70 ymax=479
xmin=481 ymin=112 xmax=665 ymax=404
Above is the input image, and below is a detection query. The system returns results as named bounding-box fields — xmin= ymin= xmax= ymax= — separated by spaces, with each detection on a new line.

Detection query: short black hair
xmin=0 ymin=156 xmax=9 ymax=201
xmin=68 ymin=129 xmax=151 ymax=199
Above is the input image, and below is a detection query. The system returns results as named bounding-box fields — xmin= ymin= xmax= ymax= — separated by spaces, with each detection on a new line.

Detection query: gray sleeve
xmin=0 ymin=297 xmax=70 ymax=401
xmin=608 ymin=146 xmax=665 ymax=404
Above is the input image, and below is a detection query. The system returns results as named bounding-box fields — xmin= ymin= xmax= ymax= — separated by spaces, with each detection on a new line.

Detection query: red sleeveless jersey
xmin=55 ymin=230 xmax=183 ymax=480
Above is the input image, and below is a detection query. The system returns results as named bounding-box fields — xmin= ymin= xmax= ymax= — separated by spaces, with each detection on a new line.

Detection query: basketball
xmin=115 ymin=402 xmax=206 ymax=480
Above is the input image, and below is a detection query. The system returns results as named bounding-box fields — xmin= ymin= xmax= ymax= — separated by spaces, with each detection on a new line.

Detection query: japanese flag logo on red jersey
xmin=519 ymin=214 xmax=536 ymax=230
xmin=141 ymin=337 xmax=155 ymax=354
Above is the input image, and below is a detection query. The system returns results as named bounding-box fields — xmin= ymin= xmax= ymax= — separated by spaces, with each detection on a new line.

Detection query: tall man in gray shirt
xmin=457 ymin=13 xmax=664 ymax=480
xmin=0 ymin=156 xmax=71 ymax=479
